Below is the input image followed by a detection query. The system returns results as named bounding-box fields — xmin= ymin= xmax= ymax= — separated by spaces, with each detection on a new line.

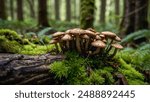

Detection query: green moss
xmin=118 ymin=58 xmax=145 ymax=85
xmin=0 ymin=40 xmax=22 ymax=53
xmin=80 ymin=0 xmax=95 ymax=29
xmin=20 ymin=44 xmax=54 ymax=55
xmin=50 ymin=51 xmax=146 ymax=85
xmin=0 ymin=29 xmax=22 ymax=43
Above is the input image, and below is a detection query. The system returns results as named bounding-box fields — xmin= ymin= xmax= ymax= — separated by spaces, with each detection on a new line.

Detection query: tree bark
xmin=120 ymin=0 xmax=148 ymax=36
xmin=115 ymin=0 xmax=120 ymax=25
xmin=17 ymin=0 xmax=24 ymax=21
xmin=27 ymin=0 xmax=35 ymax=19
xmin=66 ymin=0 xmax=71 ymax=21
xmin=54 ymin=0 xmax=60 ymax=20
xmin=0 ymin=0 xmax=7 ymax=20
xmin=99 ymin=0 xmax=106 ymax=24
xmin=9 ymin=0 xmax=14 ymax=20
xmin=134 ymin=0 xmax=148 ymax=30
xmin=38 ymin=0 xmax=50 ymax=27
xmin=80 ymin=0 xmax=95 ymax=29
xmin=0 ymin=53 xmax=64 ymax=84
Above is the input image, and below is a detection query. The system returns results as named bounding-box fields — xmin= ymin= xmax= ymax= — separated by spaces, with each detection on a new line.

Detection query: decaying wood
xmin=0 ymin=53 xmax=64 ymax=84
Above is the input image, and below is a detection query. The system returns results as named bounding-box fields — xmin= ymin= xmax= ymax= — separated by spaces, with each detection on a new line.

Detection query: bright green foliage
xmin=118 ymin=58 xmax=145 ymax=85
xmin=50 ymin=51 xmax=145 ymax=85
xmin=0 ymin=36 xmax=22 ymax=53
xmin=0 ymin=29 xmax=54 ymax=55
xmin=0 ymin=29 xmax=22 ymax=53
xmin=80 ymin=0 xmax=95 ymax=29
xmin=0 ymin=29 xmax=22 ymax=43
xmin=119 ymin=44 xmax=150 ymax=71
xmin=20 ymin=44 xmax=54 ymax=55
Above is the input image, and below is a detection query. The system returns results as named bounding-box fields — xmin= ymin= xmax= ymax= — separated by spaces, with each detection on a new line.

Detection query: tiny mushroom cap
xmin=61 ymin=34 xmax=72 ymax=41
xmin=99 ymin=34 xmax=105 ymax=38
xmin=81 ymin=34 xmax=90 ymax=39
xmin=87 ymin=28 xmax=96 ymax=33
xmin=95 ymin=35 xmax=101 ymax=40
xmin=52 ymin=32 xmax=65 ymax=38
xmin=50 ymin=39 xmax=58 ymax=44
xmin=111 ymin=43 xmax=123 ymax=49
xmin=102 ymin=39 xmax=107 ymax=43
xmin=101 ymin=31 xmax=116 ymax=38
xmin=66 ymin=28 xmax=85 ymax=35
xmin=114 ymin=36 xmax=121 ymax=42
xmin=85 ymin=30 xmax=96 ymax=37
xmin=91 ymin=40 xmax=106 ymax=48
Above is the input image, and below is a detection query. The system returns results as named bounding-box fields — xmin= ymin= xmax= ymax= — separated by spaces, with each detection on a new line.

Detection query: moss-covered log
xmin=0 ymin=53 xmax=64 ymax=84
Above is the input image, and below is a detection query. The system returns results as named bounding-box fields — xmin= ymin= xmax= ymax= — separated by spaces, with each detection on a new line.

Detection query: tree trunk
xmin=38 ymin=0 xmax=50 ymax=27
xmin=9 ymin=0 xmax=14 ymax=20
xmin=0 ymin=54 xmax=64 ymax=84
xmin=134 ymin=0 xmax=148 ymax=30
xmin=0 ymin=0 xmax=7 ymax=20
xmin=54 ymin=0 xmax=60 ymax=20
xmin=115 ymin=0 xmax=120 ymax=25
xmin=66 ymin=0 xmax=71 ymax=21
xmin=99 ymin=0 xmax=106 ymax=24
xmin=120 ymin=0 xmax=148 ymax=36
xmin=27 ymin=0 xmax=35 ymax=19
xmin=80 ymin=0 xmax=95 ymax=29
xmin=17 ymin=0 xmax=24 ymax=21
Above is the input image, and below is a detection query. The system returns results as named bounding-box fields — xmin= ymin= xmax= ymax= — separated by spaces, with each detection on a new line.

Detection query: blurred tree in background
xmin=80 ymin=0 xmax=95 ymax=29
xmin=0 ymin=0 xmax=7 ymax=20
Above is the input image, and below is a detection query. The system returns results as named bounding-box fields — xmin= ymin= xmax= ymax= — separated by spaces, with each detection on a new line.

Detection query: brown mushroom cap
xmin=52 ymin=32 xmax=65 ymax=38
xmin=95 ymin=35 xmax=101 ymax=40
xmin=61 ymin=34 xmax=72 ymax=41
xmin=114 ymin=36 xmax=121 ymax=42
xmin=81 ymin=34 xmax=90 ymax=39
xmin=50 ymin=39 xmax=58 ymax=44
xmin=66 ymin=28 xmax=85 ymax=35
xmin=111 ymin=43 xmax=123 ymax=49
xmin=85 ymin=30 xmax=96 ymax=37
xmin=99 ymin=34 xmax=105 ymax=38
xmin=87 ymin=28 xmax=96 ymax=33
xmin=91 ymin=40 xmax=106 ymax=48
xmin=101 ymin=31 xmax=116 ymax=38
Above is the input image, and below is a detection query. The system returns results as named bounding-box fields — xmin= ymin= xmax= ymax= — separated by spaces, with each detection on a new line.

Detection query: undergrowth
xmin=50 ymin=51 xmax=145 ymax=85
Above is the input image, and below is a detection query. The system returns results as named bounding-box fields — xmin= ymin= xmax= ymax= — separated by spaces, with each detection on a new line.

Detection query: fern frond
xmin=121 ymin=30 xmax=150 ymax=44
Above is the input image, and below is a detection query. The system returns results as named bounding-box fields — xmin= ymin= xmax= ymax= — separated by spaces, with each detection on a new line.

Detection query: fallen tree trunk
xmin=0 ymin=53 xmax=64 ymax=84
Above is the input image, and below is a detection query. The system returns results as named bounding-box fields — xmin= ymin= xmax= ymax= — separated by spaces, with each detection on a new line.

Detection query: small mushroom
xmin=52 ymin=32 xmax=65 ymax=38
xmin=110 ymin=43 xmax=123 ymax=57
xmin=66 ymin=28 xmax=85 ymax=53
xmin=91 ymin=40 xmax=106 ymax=55
xmin=61 ymin=34 xmax=72 ymax=49
xmin=101 ymin=31 xmax=116 ymax=38
xmin=114 ymin=36 xmax=121 ymax=42
xmin=80 ymin=34 xmax=90 ymax=51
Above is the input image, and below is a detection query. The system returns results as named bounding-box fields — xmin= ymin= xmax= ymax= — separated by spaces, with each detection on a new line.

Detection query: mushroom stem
xmin=54 ymin=43 xmax=59 ymax=53
xmin=92 ymin=48 xmax=101 ymax=55
xmin=110 ymin=48 xmax=118 ymax=58
xmin=76 ymin=36 xmax=81 ymax=52
xmin=85 ymin=39 xmax=90 ymax=51
xmin=105 ymin=46 xmax=112 ymax=54
xmin=105 ymin=39 xmax=113 ymax=51
xmin=66 ymin=41 xmax=70 ymax=49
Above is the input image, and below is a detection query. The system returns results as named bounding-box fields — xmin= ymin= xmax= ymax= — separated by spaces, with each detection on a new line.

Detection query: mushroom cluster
xmin=50 ymin=28 xmax=123 ymax=57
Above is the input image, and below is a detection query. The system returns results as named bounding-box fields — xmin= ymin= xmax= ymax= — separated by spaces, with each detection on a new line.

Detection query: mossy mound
xmin=0 ymin=29 xmax=54 ymax=54
xmin=49 ymin=51 xmax=145 ymax=85
xmin=0 ymin=29 xmax=23 ymax=43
